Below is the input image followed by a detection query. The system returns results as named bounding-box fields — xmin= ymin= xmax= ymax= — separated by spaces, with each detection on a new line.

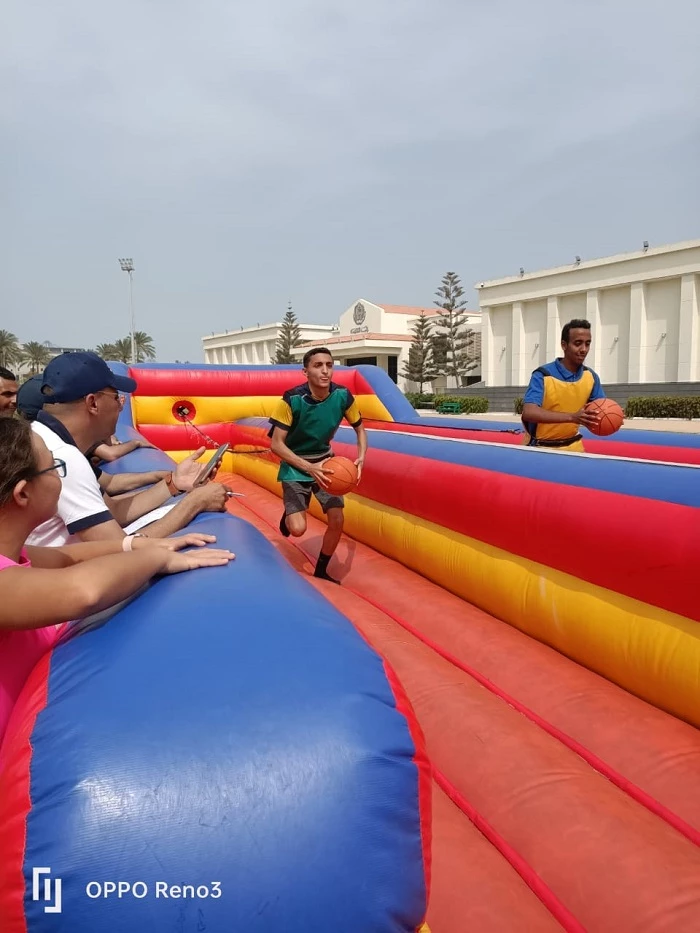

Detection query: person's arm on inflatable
xmin=98 ymin=470 xmax=170 ymax=495
xmin=0 ymin=546 xmax=234 ymax=631
xmin=93 ymin=439 xmax=152 ymax=462
xmin=104 ymin=447 xmax=229 ymax=530
xmin=25 ymin=532 xmax=229 ymax=568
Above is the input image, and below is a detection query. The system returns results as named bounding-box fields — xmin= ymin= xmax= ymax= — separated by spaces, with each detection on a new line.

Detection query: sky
xmin=3 ymin=0 xmax=699 ymax=362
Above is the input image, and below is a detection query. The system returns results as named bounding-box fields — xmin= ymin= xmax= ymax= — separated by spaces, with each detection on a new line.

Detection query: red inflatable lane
xmin=144 ymin=424 xmax=700 ymax=621
xmin=364 ymin=419 xmax=700 ymax=465
xmin=130 ymin=367 xmax=374 ymax=398
xmin=428 ymin=784 xmax=565 ymax=933
xmin=219 ymin=475 xmax=700 ymax=933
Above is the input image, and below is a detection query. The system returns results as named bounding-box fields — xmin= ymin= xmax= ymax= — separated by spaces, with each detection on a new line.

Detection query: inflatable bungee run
xmin=1 ymin=362 xmax=699 ymax=933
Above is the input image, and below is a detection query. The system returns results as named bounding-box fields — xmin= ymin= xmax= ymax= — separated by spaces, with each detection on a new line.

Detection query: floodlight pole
xmin=118 ymin=258 xmax=136 ymax=363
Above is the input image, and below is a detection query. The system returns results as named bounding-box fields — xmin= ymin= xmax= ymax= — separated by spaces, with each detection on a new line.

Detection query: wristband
xmin=164 ymin=472 xmax=181 ymax=496
xmin=122 ymin=533 xmax=146 ymax=552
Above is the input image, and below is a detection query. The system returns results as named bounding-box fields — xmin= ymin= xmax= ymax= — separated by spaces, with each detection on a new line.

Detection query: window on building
xmin=344 ymin=357 xmax=377 ymax=367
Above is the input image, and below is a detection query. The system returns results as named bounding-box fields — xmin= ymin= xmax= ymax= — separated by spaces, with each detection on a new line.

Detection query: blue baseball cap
xmin=16 ymin=374 xmax=45 ymax=421
xmin=42 ymin=352 xmax=137 ymax=403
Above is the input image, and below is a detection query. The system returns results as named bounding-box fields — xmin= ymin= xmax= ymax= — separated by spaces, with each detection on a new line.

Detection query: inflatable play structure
xmin=1 ymin=362 xmax=699 ymax=932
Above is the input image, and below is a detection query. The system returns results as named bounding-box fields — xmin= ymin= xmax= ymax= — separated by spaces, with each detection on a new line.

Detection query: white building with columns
xmin=202 ymin=322 xmax=337 ymax=365
xmin=202 ymin=299 xmax=482 ymax=390
xmin=478 ymin=239 xmax=700 ymax=386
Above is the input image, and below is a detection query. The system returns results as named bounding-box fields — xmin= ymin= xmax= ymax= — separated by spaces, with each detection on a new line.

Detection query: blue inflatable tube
xmin=237 ymin=417 xmax=700 ymax=510
xmin=16 ymin=514 xmax=427 ymax=932
xmin=416 ymin=416 xmax=700 ymax=448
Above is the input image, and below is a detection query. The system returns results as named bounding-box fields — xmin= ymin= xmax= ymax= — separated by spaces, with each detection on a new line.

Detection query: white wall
xmin=202 ymin=323 xmax=335 ymax=365
xmin=489 ymin=306 xmax=512 ymax=385
xmin=478 ymin=240 xmax=700 ymax=385
xmin=521 ymin=299 xmax=547 ymax=379
xmin=598 ymin=286 xmax=630 ymax=383
xmin=644 ymin=279 xmax=680 ymax=382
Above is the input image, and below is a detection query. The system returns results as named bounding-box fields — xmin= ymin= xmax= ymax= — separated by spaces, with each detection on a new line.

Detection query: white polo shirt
xmin=28 ymin=414 xmax=114 ymax=547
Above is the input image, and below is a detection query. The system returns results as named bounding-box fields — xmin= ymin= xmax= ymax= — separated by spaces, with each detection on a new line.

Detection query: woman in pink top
xmin=0 ymin=418 xmax=235 ymax=747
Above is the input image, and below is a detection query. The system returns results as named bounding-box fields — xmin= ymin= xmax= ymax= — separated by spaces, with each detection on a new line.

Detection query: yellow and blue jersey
xmin=269 ymin=382 xmax=362 ymax=482
xmin=522 ymin=359 xmax=605 ymax=451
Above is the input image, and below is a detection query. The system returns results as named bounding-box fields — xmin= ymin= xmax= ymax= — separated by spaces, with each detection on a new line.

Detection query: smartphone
xmin=195 ymin=443 xmax=230 ymax=485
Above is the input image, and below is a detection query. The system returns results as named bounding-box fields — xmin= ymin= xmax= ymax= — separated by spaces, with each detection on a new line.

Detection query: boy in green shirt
xmin=268 ymin=348 xmax=368 ymax=584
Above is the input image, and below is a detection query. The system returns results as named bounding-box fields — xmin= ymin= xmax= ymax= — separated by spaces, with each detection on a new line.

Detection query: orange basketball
xmin=324 ymin=456 xmax=359 ymax=495
xmin=585 ymin=398 xmax=624 ymax=436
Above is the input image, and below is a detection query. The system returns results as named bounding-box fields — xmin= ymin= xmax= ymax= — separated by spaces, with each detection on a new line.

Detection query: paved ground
xmin=416 ymin=410 xmax=700 ymax=435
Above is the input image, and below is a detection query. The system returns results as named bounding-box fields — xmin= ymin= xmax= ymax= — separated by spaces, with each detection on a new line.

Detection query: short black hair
xmin=302 ymin=347 xmax=334 ymax=369
xmin=0 ymin=366 xmax=17 ymax=381
xmin=561 ymin=319 xmax=591 ymax=343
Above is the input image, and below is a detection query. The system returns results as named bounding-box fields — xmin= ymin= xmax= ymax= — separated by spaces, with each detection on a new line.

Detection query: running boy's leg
xmin=313 ymin=489 xmax=345 ymax=583
xmin=280 ymin=482 xmax=313 ymax=538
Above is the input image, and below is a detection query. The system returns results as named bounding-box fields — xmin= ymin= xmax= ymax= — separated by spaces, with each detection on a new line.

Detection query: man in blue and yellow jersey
xmin=269 ymin=347 xmax=368 ymax=584
xmin=521 ymin=319 xmax=604 ymax=453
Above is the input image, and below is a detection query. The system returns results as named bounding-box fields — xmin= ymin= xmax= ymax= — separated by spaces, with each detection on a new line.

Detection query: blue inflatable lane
xmin=16 ymin=514 xmax=428 ymax=932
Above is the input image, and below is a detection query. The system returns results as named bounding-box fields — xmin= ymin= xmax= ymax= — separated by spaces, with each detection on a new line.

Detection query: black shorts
xmin=282 ymin=481 xmax=344 ymax=516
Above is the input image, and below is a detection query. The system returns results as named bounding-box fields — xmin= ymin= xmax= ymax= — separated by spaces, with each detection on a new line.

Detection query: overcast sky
xmin=3 ymin=0 xmax=699 ymax=362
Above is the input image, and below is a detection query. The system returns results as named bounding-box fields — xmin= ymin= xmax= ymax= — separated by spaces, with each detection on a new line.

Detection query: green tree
xmin=20 ymin=341 xmax=52 ymax=376
xmin=112 ymin=338 xmax=133 ymax=363
xmin=432 ymin=271 xmax=477 ymax=388
xmin=95 ymin=343 xmax=118 ymax=360
xmin=274 ymin=302 xmax=302 ymax=364
xmin=401 ymin=312 xmax=437 ymax=393
xmin=134 ymin=331 xmax=156 ymax=361
xmin=0 ymin=330 xmax=21 ymax=370
xmin=97 ymin=333 xmax=155 ymax=363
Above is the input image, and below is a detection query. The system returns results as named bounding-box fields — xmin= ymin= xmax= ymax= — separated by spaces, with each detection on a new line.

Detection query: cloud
xmin=3 ymin=0 xmax=698 ymax=359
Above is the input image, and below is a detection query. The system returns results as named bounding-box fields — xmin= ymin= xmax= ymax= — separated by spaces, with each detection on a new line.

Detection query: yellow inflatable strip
xmin=228 ymin=453 xmax=700 ymax=728
xmin=133 ymin=393 xmax=391 ymax=425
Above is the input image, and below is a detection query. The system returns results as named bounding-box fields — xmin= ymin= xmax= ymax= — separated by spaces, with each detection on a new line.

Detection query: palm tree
xmin=96 ymin=333 xmax=156 ymax=364
xmin=134 ymin=331 xmax=156 ymax=361
xmin=96 ymin=343 xmax=118 ymax=360
xmin=21 ymin=341 xmax=53 ymax=376
xmin=0 ymin=330 xmax=21 ymax=370
xmin=112 ymin=338 xmax=132 ymax=363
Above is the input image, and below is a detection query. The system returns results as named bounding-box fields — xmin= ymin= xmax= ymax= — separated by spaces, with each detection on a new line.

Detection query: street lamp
xmin=118 ymin=258 xmax=136 ymax=364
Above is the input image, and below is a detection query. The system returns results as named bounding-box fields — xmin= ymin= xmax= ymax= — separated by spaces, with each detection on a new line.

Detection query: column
xmin=586 ymin=290 xmax=601 ymax=373
xmin=482 ymin=307 xmax=494 ymax=386
xmin=628 ymin=282 xmax=646 ymax=383
xmin=678 ymin=274 xmax=699 ymax=381
xmin=511 ymin=302 xmax=525 ymax=385
xmin=545 ymin=296 xmax=560 ymax=361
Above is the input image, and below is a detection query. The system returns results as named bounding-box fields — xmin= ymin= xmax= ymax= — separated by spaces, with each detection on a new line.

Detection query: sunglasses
xmin=32 ymin=458 xmax=67 ymax=479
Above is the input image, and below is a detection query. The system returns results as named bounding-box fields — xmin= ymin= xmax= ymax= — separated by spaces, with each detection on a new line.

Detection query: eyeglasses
xmin=96 ymin=390 xmax=124 ymax=406
xmin=31 ymin=458 xmax=67 ymax=479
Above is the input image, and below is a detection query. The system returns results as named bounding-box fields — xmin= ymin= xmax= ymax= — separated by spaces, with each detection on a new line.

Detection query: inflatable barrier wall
xmin=2 ymin=361 xmax=699 ymax=933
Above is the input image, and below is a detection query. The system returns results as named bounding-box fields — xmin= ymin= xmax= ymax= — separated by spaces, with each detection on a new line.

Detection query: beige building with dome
xmin=203 ymin=299 xmax=482 ymax=391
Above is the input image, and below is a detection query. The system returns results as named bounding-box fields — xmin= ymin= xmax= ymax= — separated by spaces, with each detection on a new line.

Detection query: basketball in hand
xmin=324 ymin=457 xmax=359 ymax=495
xmin=585 ymin=398 xmax=624 ymax=436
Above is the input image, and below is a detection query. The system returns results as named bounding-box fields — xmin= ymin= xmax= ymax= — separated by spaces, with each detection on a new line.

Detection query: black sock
xmin=314 ymin=551 xmax=340 ymax=584
xmin=279 ymin=513 xmax=290 ymax=538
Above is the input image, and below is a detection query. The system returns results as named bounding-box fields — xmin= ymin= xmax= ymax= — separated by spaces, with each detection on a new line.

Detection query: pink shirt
xmin=0 ymin=550 xmax=62 ymax=747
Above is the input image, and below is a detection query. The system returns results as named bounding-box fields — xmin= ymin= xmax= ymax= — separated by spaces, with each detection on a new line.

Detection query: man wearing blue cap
xmin=28 ymin=352 xmax=229 ymax=548
xmin=17 ymin=374 xmax=164 ymax=494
